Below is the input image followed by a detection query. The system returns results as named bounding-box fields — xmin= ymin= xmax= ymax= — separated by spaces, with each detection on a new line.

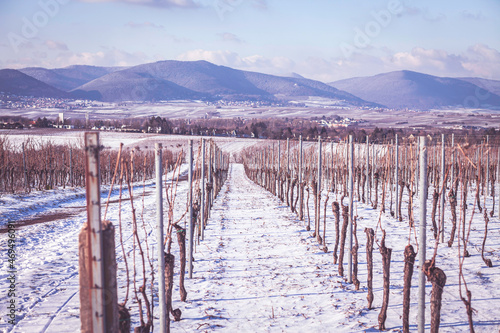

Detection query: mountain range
xmin=1 ymin=60 xmax=500 ymax=110
xmin=0 ymin=69 xmax=70 ymax=99
xmin=328 ymin=70 xmax=500 ymax=110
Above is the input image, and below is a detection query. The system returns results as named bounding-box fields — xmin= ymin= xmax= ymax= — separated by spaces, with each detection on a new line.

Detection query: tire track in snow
xmin=39 ymin=291 xmax=78 ymax=333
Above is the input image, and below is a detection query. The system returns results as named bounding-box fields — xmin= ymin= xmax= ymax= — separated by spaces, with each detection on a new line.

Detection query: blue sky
xmin=1 ymin=0 xmax=499 ymax=81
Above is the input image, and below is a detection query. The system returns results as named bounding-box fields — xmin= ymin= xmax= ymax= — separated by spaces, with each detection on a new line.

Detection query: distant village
xmin=0 ymin=93 xmax=366 ymax=136
xmin=0 ymin=93 xmax=101 ymax=110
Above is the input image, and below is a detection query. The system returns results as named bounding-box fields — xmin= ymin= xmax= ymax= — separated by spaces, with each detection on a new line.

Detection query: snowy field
xmin=0 ymin=129 xmax=261 ymax=155
xmin=1 ymin=135 xmax=500 ymax=332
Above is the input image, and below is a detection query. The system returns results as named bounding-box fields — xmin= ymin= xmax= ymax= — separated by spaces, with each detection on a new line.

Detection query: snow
xmin=176 ymin=164 xmax=356 ymax=332
xmin=1 ymin=130 xmax=261 ymax=156
xmin=1 ymin=161 xmax=500 ymax=332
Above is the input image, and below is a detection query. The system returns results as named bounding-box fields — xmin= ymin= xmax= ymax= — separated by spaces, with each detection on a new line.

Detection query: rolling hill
xmin=0 ymin=69 xmax=70 ymax=98
xmin=329 ymin=70 xmax=500 ymax=110
xmin=456 ymin=77 xmax=500 ymax=97
xmin=18 ymin=65 xmax=122 ymax=91
xmin=72 ymin=60 xmax=377 ymax=105
xmin=72 ymin=70 xmax=206 ymax=102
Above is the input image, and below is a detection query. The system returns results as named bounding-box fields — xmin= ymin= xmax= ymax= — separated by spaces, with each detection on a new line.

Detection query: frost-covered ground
xmin=1 ymin=161 xmax=500 ymax=332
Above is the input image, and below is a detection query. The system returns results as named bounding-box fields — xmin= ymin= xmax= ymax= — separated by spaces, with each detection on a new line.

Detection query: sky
xmin=0 ymin=0 xmax=499 ymax=82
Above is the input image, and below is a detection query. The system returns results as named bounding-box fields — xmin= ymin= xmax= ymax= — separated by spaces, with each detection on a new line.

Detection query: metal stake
xmin=155 ymin=143 xmax=166 ymax=333
xmin=348 ymin=135 xmax=354 ymax=283
xmin=201 ymin=139 xmax=206 ymax=241
xmin=187 ymin=140 xmax=194 ymax=278
xmin=418 ymin=136 xmax=428 ymax=333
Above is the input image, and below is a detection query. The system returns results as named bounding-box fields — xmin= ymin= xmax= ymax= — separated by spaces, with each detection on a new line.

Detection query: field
xmin=2 ymin=100 xmax=500 ymax=129
xmin=1 ymin=130 xmax=500 ymax=332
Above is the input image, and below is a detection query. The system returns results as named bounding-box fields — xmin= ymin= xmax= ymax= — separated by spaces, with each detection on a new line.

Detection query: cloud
xmin=461 ymin=44 xmax=500 ymax=78
xmin=55 ymin=48 xmax=150 ymax=67
xmin=176 ymin=45 xmax=500 ymax=82
xmin=125 ymin=21 xmax=165 ymax=29
xmin=391 ymin=47 xmax=451 ymax=70
xmin=44 ymin=40 xmax=69 ymax=51
xmin=176 ymin=49 xmax=295 ymax=75
xmin=402 ymin=5 xmax=446 ymax=22
xmin=390 ymin=44 xmax=500 ymax=79
xmin=422 ymin=11 xmax=446 ymax=23
xmin=176 ymin=49 xmax=392 ymax=81
xmin=217 ymin=32 xmax=244 ymax=43
xmin=177 ymin=49 xmax=241 ymax=66
xmin=78 ymin=0 xmax=199 ymax=8
xmin=461 ymin=10 xmax=486 ymax=21
xmin=2 ymin=48 xmax=150 ymax=69
xmin=251 ymin=0 xmax=267 ymax=10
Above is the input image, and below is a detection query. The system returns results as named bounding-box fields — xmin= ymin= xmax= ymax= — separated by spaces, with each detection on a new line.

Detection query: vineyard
xmin=0 ymin=136 xmax=178 ymax=193
xmin=1 ymin=131 xmax=500 ymax=332
xmin=241 ymin=134 xmax=500 ymax=332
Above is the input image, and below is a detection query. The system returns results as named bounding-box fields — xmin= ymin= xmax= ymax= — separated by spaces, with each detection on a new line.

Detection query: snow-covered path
xmin=174 ymin=163 xmax=366 ymax=332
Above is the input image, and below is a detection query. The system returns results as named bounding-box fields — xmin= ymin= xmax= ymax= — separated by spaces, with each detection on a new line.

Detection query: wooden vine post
xmin=403 ymin=244 xmax=416 ymax=333
xmin=364 ymin=228 xmax=375 ymax=309
xmin=423 ymin=260 xmax=447 ymax=333
xmin=418 ymin=136 xmax=428 ymax=333
xmin=79 ymin=132 xmax=119 ymax=333
xmin=378 ymin=230 xmax=392 ymax=330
